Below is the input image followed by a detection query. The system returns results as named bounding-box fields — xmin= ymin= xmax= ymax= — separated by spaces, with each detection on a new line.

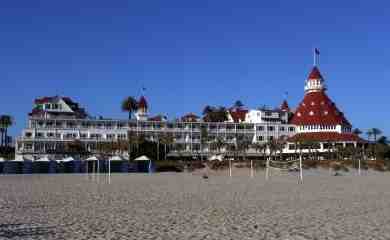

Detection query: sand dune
xmin=1 ymin=171 xmax=390 ymax=239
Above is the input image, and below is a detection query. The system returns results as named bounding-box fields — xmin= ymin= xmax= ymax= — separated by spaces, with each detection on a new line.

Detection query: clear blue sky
xmin=0 ymin=0 xmax=388 ymax=138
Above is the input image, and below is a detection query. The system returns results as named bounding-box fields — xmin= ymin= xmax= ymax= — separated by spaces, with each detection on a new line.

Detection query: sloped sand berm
xmin=1 ymin=170 xmax=390 ymax=240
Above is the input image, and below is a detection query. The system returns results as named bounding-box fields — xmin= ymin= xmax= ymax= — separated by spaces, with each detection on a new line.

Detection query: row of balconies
xmin=29 ymin=119 xmax=295 ymax=130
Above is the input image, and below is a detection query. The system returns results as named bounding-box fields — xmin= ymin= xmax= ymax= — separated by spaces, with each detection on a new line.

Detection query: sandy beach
xmin=1 ymin=170 xmax=390 ymax=240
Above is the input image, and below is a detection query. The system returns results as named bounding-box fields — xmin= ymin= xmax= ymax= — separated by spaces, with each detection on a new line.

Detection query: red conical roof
xmin=280 ymin=100 xmax=290 ymax=112
xmin=138 ymin=96 xmax=148 ymax=110
xmin=308 ymin=66 xmax=323 ymax=80
xmin=290 ymin=90 xmax=350 ymax=126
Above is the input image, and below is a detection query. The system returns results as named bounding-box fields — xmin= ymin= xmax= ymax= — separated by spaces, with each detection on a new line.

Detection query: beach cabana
xmin=33 ymin=156 xmax=50 ymax=173
xmin=86 ymin=156 xmax=99 ymax=173
xmin=22 ymin=159 xmax=33 ymax=174
xmin=0 ymin=158 xmax=4 ymax=174
xmin=108 ymin=155 xmax=124 ymax=174
xmin=134 ymin=155 xmax=154 ymax=173
xmin=58 ymin=157 xmax=74 ymax=173
xmin=3 ymin=158 xmax=24 ymax=174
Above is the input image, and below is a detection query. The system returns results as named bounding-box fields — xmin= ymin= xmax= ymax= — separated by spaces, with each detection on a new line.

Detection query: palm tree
xmin=233 ymin=100 xmax=244 ymax=109
xmin=160 ymin=132 xmax=174 ymax=160
xmin=366 ymin=129 xmax=373 ymax=142
xmin=200 ymin=126 xmax=209 ymax=162
xmin=202 ymin=105 xmax=214 ymax=116
xmin=127 ymin=130 xmax=138 ymax=162
xmin=371 ymin=128 xmax=382 ymax=143
xmin=371 ymin=128 xmax=382 ymax=160
xmin=0 ymin=115 xmax=14 ymax=147
xmin=121 ymin=97 xmax=138 ymax=120
xmin=353 ymin=128 xmax=362 ymax=136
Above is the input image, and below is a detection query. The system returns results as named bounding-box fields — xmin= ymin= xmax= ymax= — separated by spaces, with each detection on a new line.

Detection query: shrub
xmin=303 ymin=160 xmax=318 ymax=169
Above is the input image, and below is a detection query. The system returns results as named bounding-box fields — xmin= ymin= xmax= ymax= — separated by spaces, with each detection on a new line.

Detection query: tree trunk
xmin=164 ymin=144 xmax=167 ymax=160
xmin=4 ymin=128 xmax=7 ymax=147
xmin=157 ymin=140 xmax=160 ymax=161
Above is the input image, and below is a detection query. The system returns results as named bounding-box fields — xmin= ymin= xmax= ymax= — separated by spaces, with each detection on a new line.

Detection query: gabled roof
xmin=228 ymin=108 xmax=248 ymax=123
xmin=181 ymin=113 xmax=200 ymax=122
xmin=288 ymin=132 xmax=365 ymax=143
xmin=290 ymin=90 xmax=351 ymax=126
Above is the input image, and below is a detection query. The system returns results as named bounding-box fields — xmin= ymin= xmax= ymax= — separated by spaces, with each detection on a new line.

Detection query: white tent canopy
xmin=36 ymin=156 xmax=50 ymax=162
xmin=209 ymin=154 xmax=224 ymax=162
xmin=86 ymin=156 xmax=99 ymax=161
xmin=134 ymin=155 xmax=151 ymax=161
xmin=12 ymin=157 xmax=25 ymax=162
xmin=59 ymin=157 xmax=74 ymax=163
xmin=109 ymin=156 xmax=123 ymax=161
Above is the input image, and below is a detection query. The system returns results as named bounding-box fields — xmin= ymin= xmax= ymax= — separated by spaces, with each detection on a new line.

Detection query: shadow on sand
xmin=0 ymin=223 xmax=58 ymax=239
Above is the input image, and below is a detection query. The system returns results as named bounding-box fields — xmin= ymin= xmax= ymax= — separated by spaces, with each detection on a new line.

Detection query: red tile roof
xmin=148 ymin=115 xmax=166 ymax=122
xmin=308 ymin=66 xmax=323 ymax=80
xmin=181 ymin=113 xmax=200 ymax=122
xmin=280 ymin=100 xmax=290 ymax=112
xmin=290 ymin=90 xmax=351 ymax=126
xmin=288 ymin=132 xmax=365 ymax=143
xmin=229 ymin=108 xmax=248 ymax=123
xmin=138 ymin=96 xmax=148 ymax=110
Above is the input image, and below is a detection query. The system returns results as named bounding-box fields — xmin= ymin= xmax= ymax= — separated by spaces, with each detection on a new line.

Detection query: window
xmin=279 ymin=127 xmax=285 ymax=132
xmin=267 ymin=126 xmax=274 ymax=131
xmin=25 ymin=132 xmax=32 ymax=138
xmin=24 ymin=144 xmax=33 ymax=150
xmin=107 ymin=134 xmax=116 ymax=140
xmin=45 ymin=104 xmax=51 ymax=109
xmin=257 ymin=136 xmax=264 ymax=141
xmin=268 ymin=136 xmax=274 ymax=141
xmin=47 ymin=132 xmax=54 ymax=138
xmin=257 ymin=126 xmax=264 ymax=131
xmin=289 ymin=127 xmax=295 ymax=132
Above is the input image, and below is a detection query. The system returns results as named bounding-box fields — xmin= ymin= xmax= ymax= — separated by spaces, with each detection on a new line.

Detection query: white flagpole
xmin=108 ymin=159 xmax=111 ymax=184
xmin=299 ymin=154 xmax=303 ymax=183
xmin=265 ymin=156 xmax=269 ymax=181
xmin=229 ymin=159 xmax=232 ymax=177
xmin=250 ymin=159 xmax=253 ymax=178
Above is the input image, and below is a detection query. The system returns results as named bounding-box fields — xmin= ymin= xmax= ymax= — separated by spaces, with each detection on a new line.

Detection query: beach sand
xmin=1 ymin=170 xmax=390 ymax=239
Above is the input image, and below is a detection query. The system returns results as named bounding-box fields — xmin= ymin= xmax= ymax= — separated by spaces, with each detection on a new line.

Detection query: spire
xmin=304 ymin=66 xmax=326 ymax=93
xmin=280 ymin=100 xmax=290 ymax=112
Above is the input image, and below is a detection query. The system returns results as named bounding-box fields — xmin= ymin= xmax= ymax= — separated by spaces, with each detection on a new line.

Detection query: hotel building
xmin=15 ymin=66 xmax=364 ymax=159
